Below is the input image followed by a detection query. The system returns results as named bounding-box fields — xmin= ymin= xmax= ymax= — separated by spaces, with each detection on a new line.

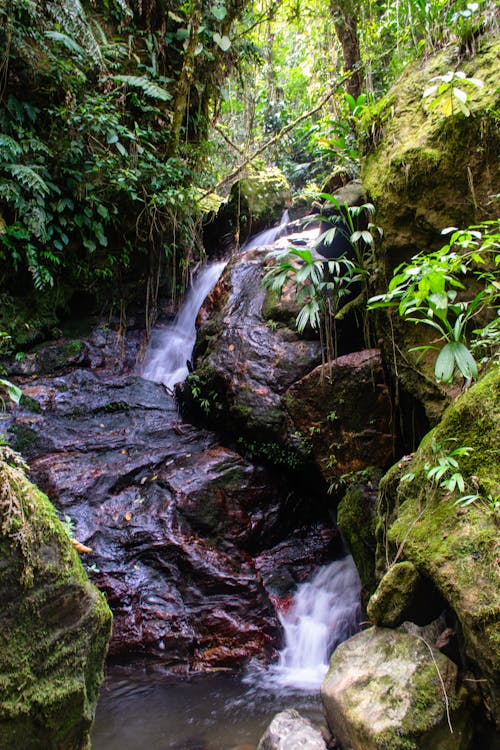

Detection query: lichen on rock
xmin=321 ymin=627 xmax=472 ymax=750
xmin=0 ymin=456 xmax=112 ymax=750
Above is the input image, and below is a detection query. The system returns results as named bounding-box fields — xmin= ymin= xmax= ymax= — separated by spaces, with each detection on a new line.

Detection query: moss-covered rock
xmin=336 ymin=470 xmax=381 ymax=602
xmin=321 ymin=627 xmax=472 ymax=750
xmin=361 ymin=36 xmax=500 ymax=424
xmin=205 ymin=169 xmax=291 ymax=252
xmin=0 ymin=456 xmax=112 ymax=749
xmin=367 ymin=560 xmax=443 ymax=627
xmin=374 ymin=366 xmax=500 ymax=725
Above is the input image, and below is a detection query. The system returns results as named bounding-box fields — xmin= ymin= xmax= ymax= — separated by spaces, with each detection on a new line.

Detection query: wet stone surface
xmin=3 ymin=337 xmax=337 ymax=672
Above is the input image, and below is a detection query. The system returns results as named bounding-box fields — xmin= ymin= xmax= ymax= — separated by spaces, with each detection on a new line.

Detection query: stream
xmin=7 ymin=215 xmax=362 ymax=748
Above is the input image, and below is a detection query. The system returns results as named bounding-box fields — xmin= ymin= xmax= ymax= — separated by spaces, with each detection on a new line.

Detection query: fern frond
xmin=45 ymin=30 xmax=86 ymax=58
xmin=48 ymin=0 xmax=104 ymax=67
xmin=4 ymin=164 xmax=50 ymax=196
xmin=0 ymin=135 xmax=22 ymax=159
xmin=112 ymin=75 xmax=173 ymax=101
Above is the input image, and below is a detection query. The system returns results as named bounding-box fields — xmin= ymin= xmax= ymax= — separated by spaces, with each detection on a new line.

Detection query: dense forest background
xmin=0 ymin=0 xmax=497 ymax=351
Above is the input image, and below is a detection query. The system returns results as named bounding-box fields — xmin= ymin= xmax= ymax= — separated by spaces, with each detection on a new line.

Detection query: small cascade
xmin=241 ymin=210 xmax=290 ymax=251
xmin=257 ymin=555 xmax=361 ymax=691
xmin=141 ymin=260 xmax=226 ymax=390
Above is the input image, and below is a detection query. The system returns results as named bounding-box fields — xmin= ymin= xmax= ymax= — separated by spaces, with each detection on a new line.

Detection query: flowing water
xmin=92 ymin=557 xmax=362 ymax=749
xmin=140 ymin=260 xmax=227 ymax=390
xmin=92 ymin=216 xmax=361 ymax=749
xmin=256 ymin=555 xmax=362 ymax=690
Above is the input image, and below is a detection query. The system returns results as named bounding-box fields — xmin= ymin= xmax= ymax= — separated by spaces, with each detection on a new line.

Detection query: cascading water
xmin=241 ymin=209 xmax=290 ymax=251
xmin=256 ymin=555 xmax=362 ymax=690
xmin=141 ymin=260 xmax=226 ymax=390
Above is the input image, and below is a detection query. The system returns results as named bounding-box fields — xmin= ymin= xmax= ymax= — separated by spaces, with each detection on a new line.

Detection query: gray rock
xmin=257 ymin=709 xmax=326 ymax=750
xmin=321 ymin=627 xmax=472 ymax=750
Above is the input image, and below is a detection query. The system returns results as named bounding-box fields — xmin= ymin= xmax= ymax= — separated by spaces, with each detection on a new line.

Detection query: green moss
xmin=0 ymin=460 xmax=112 ymax=749
xmin=376 ymin=366 xmax=500 ymax=724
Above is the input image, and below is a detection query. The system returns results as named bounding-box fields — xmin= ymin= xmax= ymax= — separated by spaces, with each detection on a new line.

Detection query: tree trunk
xmin=331 ymin=1 xmax=363 ymax=100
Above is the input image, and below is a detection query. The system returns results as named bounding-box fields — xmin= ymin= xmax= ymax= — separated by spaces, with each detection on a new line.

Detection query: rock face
xmin=180 ymin=246 xmax=322 ymax=444
xmin=362 ymin=36 xmax=500 ymax=426
xmin=321 ymin=627 xmax=472 ymax=750
xmin=0 ymin=456 xmax=112 ymax=750
xmin=374 ymin=366 xmax=500 ymax=726
xmin=257 ymin=709 xmax=326 ymax=750
xmin=5 ymin=343 xmax=338 ymax=671
xmin=367 ymin=560 xmax=444 ymax=628
xmin=204 ymin=169 xmax=291 ymax=253
xmin=285 ymin=350 xmax=395 ymax=486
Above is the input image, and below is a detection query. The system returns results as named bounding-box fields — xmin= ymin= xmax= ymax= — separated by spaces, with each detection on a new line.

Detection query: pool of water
xmin=91 ymin=667 xmax=324 ymax=750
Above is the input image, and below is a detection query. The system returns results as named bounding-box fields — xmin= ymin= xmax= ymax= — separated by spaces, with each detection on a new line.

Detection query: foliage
xmin=422 ymin=70 xmax=484 ymax=117
xmin=263 ymin=243 xmax=365 ymax=367
xmin=368 ymin=221 xmax=500 ymax=383
xmin=0 ymin=0 xmax=251 ymax=318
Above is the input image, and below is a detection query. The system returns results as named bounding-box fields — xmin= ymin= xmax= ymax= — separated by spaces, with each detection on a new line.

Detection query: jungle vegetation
xmin=0 ymin=0 xmax=498 ymax=351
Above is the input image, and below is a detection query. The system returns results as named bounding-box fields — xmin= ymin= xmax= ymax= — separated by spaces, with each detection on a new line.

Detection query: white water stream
xmin=141 ymin=260 xmax=227 ymax=390
xmin=254 ymin=555 xmax=362 ymax=691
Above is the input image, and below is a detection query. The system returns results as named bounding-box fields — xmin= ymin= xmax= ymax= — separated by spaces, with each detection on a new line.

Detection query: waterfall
xmin=257 ymin=555 xmax=361 ymax=690
xmin=141 ymin=260 xmax=226 ymax=390
xmin=241 ymin=210 xmax=290 ymax=251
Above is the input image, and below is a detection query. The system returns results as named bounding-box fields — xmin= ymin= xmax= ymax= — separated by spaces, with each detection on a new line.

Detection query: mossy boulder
xmin=362 ymin=36 xmax=500 ymax=424
xmin=367 ymin=560 xmax=443 ymax=628
xmin=374 ymin=366 xmax=500 ymax=725
xmin=0 ymin=455 xmax=112 ymax=749
xmin=205 ymin=169 xmax=291 ymax=252
xmin=321 ymin=627 xmax=472 ymax=750
xmin=336 ymin=470 xmax=381 ymax=602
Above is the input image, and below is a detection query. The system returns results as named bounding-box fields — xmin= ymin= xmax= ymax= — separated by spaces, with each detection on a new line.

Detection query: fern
xmin=0 ymin=135 xmax=22 ymax=160
xmin=45 ymin=30 xmax=87 ymax=58
xmin=47 ymin=0 xmax=104 ymax=67
xmin=112 ymin=75 xmax=173 ymax=101
xmin=3 ymin=164 xmax=50 ymax=196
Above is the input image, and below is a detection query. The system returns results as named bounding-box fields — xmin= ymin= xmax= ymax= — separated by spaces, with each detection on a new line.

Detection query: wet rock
xmin=179 ymin=247 xmax=322 ymax=444
xmin=285 ymin=350 xmax=395 ymax=486
xmin=5 ymin=361 xmax=335 ymax=671
xmin=321 ymin=627 xmax=472 ymax=750
xmin=257 ymin=709 xmax=326 ymax=750
xmin=0 ymin=458 xmax=111 ymax=750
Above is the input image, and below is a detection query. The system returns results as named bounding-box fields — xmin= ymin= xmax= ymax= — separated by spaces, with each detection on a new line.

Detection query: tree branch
xmin=200 ymin=68 xmax=356 ymax=200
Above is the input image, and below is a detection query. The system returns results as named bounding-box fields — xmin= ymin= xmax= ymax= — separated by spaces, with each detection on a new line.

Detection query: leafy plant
xmin=422 ymin=70 xmax=484 ymax=117
xmin=368 ymin=221 xmax=500 ymax=383
xmin=262 ymin=245 xmax=364 ymax=368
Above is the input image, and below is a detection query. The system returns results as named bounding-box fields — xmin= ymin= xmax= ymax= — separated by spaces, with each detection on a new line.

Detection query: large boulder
xmin=6 ymin=362 xmax=337 ymax=671
xmin=321 ymin=627 xmax=472 ymax=750
xmin=204 ymin=169 xmax=291 ymax=252
xmin=179 ymin=246 xmax=322 ymax=447
xmin=0 ymin=454 xmax=112 ymax=750
xmin=362 ymin=36 xmax=500 ymax=426
xmin=374 ymin=366 xmax=500 ymax=725
xmin=285 ymin=350 xmax=395 ymax=486
xmin=257 ymin=709 xmax=326 ymax=750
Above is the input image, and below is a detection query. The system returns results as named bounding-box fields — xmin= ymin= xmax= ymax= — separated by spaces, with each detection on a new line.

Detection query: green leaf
xmin=0 ymin=378 xmax=22 ymax=404
xmin=435 ymin=343 xmax=455 ymax=382
xmin=211 ymin=4 xmax=227 ymax=21
xmin=112 ymin=75 xmax=172 ymax=101
xmin=452 ymin=341 xmax=478 ymax=379
xmin=213 ymin=33 xmax=231 ymax=51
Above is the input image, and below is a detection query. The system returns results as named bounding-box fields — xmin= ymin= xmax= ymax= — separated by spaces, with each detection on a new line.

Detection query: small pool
xmin=91 ymin=667 xmax=324 ymax=750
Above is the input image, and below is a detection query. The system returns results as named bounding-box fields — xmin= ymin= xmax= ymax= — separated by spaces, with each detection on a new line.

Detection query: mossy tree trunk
xmin=330 ymin=0 xmax=363 ymax=99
